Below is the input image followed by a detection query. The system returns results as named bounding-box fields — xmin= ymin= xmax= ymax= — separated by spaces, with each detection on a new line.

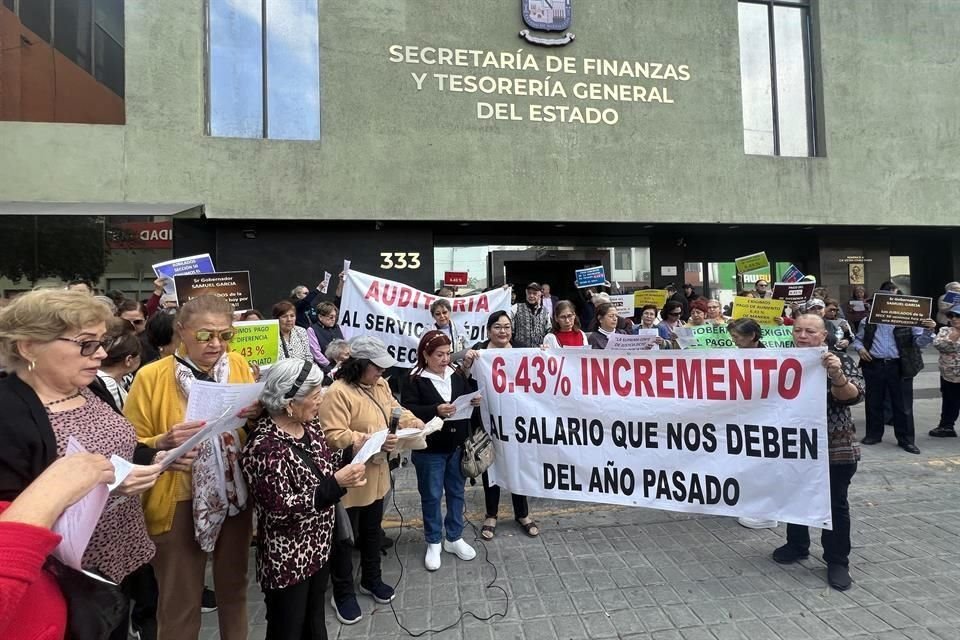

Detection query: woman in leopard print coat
xmin=241 ymin=360 xmax=367 ymax=640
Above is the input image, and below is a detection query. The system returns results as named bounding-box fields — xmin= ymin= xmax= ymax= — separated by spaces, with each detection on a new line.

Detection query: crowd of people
xmin=0 ymin=271 xmax=957 ymax=640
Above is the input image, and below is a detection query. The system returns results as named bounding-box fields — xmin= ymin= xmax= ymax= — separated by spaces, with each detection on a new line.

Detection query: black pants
xmin=330 ymin=499 xmax=384 ymax=599
xmin=263 ymin=565 xmax=330 ymax=640
xmin=863 ymin=360 xmax=915 ymax=444
xmin=481 ymin=471 xmax=528 ymax=520
xmin=785 ymin=462 xmax=857 ymax=566
xmin=939 ymin=377 xmax=960 ymax=429
xmin=108 ymin=563 xmax=158 ymax=640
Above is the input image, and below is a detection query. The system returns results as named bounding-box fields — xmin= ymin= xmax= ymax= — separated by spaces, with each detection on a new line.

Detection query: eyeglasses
xmin=57 ymin=336 xmax=113 ymax=357
xmin=557 ymin=314 xmax=576 ymax=320
xmin=130 ymin=319 xmax=145 ymax=326
xmin=491 ymin=324 xmax=511 ymax=331
xmin=193 ymin=329 xmax=236 ymax=343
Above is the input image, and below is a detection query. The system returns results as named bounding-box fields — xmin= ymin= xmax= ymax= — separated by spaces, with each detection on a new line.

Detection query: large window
xmin=207 ymin=0 xmax=321 ymax=140
xmin=737 ymin=0 xmax=818 ymax=157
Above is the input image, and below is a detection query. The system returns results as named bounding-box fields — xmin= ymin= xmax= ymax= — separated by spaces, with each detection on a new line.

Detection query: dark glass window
xmin=738 ymin=0 xmax=818 ymax=157
xmin=54 ymin=0 xmax=93 ymax=73
xmin=3 ymin=0 xmax=16 ymax=13
xmin=19 ymin=0 xmax=52 ymax=42
xmin=208 ymin=0 xmax=321 ymax=140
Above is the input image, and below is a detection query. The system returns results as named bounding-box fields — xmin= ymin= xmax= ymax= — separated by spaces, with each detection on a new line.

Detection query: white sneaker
xmin=424 ymin=543 xmax=441 ymax=571
xmin=442 ymin=538 xmax=477 ymax=561
xmin=737 ymin=517 xmax=779 ymax=529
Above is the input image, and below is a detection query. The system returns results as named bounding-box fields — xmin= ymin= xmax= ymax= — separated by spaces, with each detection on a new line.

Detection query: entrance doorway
xmin=491 ymin=249 xmax=609 ymax=310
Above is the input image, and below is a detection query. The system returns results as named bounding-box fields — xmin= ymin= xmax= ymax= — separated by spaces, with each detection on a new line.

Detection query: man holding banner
xmin=773 ymin=314 xmax=864 ymax=591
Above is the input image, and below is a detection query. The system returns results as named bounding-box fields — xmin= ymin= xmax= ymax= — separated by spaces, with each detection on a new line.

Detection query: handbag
xmin=287 ymin=436 xmax=354 ymax=545
xmin=45 ymin=557 xmax=127 ymax=640
xmin=460 ymin=422 xmax=495 ymax=479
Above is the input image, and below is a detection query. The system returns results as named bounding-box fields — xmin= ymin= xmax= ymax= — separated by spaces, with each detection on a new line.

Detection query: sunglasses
xmin=193 ymin=329 xmax=236 ymax=343
xmin=668 ymin=311 xmax=682 ymax=316
xmin=58 ymin=336 xmax=114 ymax=357
xmin=130 ymin=319 xmax=145 ymax=326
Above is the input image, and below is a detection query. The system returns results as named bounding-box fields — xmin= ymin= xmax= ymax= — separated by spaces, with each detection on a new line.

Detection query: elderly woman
xmin=323 ymin=338 xmax=350 ymax=384
xmin=471 ymin=311 xmax=539 ymax=540
xmin=319 ymin=336 xmax=422 ymax=624
xmin=687 ymin=299 xmax=710 ymax=326
xmin=430 ymin=298 xmax=467 ymax=353
xmin=844 ymin=286 xmax=870 ymax=331
xmin=309 ymin=302 xmax=344 ymax=363
xmin=929 ymin=305 xmax=960 ymax=438
xmin=274 ymin=301 xmax=328 ymax=369
xmin=657 ymin=300 xmax=686 ymax=346
xmin=117 ymin=299 xmax=148 ymax=335
xmin=588 ymin=302 xmax=626 ymax=349
xmin=242 ymin=360 xmax=366 ymax=639
xmin=543 ymin=300 xmax=588 ymax=348
xmin=401 ymin=331 xmax=481 ymax=571
xmin=125 ymin=294 xmax=259 ymax=640
xmin=0 ymin=289 xmax=164 ymax=632
xmin=705 ymin=299 xmax=727 ymax=325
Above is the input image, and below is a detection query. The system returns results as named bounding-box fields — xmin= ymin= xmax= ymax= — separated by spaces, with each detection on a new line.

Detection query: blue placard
xmin=575 ymin=266 xmax=606 ymax=289
xmin=152 ymin=254 xmax=216 ymax=295
xmin=944 ymin=291 xmax=960 ymax=305
xmin=781 ymin=265 xmax=804 ymax=283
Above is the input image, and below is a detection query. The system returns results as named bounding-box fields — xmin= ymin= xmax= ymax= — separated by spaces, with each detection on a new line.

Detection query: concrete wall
xmin=0 ymin=0 xmax=957 ymax=226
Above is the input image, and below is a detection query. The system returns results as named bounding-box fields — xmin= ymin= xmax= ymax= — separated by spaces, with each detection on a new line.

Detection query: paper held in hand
xmin=445 ymin=391 xmax=481 ymax=421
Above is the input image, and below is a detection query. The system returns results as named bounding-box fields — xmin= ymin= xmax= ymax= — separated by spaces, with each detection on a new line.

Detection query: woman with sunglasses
xmin=242 ymin=360 xmax=366 ymax=639
xmin=125 ymin=294 xmax=260 ymax=640
xmin=0 ymin=289 xmax=166 ymax=633
xmin=657 ymin=300 xmax=686 ymax=348
xmin=471 ymin=311 xmax=540 ymax=540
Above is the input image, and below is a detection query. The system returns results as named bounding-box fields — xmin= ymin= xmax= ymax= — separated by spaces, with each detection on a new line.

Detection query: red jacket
xmin=0 ymin=503 xmax=67 ymax=640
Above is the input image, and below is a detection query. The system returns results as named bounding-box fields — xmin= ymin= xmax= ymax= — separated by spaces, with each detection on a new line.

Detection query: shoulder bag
xmin=461 ymin=421 xmax=494 ymax=479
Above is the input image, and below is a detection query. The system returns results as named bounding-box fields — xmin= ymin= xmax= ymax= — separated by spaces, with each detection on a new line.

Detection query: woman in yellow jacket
xmin=318 ymin=336 xmax=422 ymax=625
xmin=125 ymin=295 xmax=260 ymax=640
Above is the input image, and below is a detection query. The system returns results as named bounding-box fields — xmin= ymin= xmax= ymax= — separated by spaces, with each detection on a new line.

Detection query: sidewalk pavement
xmin=206 ymin=352 xmax=960 ymax=640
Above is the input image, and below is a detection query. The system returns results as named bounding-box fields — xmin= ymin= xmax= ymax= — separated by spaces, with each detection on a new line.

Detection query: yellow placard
xmin=735 ymin=251 xmax=769 ymax=274
xmin=633 ymin=289 xmax=669 ymax=308
xmin=231 ymin=320 xmax=281 ymax=367
xmin=731 ymin=296 xmax=783 ymax=325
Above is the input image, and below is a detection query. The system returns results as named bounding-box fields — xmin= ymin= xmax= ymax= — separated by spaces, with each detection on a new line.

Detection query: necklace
xmin=43 ymin=390 xmax=82 ymax=407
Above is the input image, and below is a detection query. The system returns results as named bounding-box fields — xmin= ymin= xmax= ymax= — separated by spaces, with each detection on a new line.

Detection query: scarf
xmin=175 ymin=353 xmax=248 ymax=552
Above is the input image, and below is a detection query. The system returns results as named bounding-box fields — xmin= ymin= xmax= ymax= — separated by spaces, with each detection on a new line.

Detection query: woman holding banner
xmin=543 ymin=301 xmax=589 ymax=348
xmin=588 ymin=303 xmax=626 ymax=350
xmin=401 ymin=331 xmax=481 ymax=570
xmin=125 ymin=294 xmax=260 ymax=640
xmin=472 ymin=311 xmax=540 ymax=539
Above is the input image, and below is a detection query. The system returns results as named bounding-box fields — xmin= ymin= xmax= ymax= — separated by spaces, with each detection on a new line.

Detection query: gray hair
xmin=259 ymin=359 xmax=324 ymax=414
xmin=430 ymin=298 xmax=451 ymax=315
xmin=290 ymin=285 xmax=308 ymax=297
xmin=325 ymin=338 xmax=350 ymax=363
xmin=93 ymin=295 xmax=117 ymax=314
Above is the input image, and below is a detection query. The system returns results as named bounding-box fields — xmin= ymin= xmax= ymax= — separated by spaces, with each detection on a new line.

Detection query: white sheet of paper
xmin=157 ymin=405 xmax=239 ymax=472
xmin=320 ymin=271 xmax=332 ymax=294
xmin=849 ymin=300 xmax=865 ymax=312
xmin=395 ymin=428 xmax=421 ymax=438
xmin=52 ymin=438 xmax=110 ymax=570
xmin=352 ymin=430 xmax=388 ymax=465
xmin=108 ymin=455 xmax=134 ymax=492
xmin=185 ymin=381 xmax=265 ymax=433
xmin=673 ymin=327 xmax=697 ymax=350
xmin=343 ymin=259 xmax=351 ymax=274
xmin=606 ymin=333 xmax=659 ymax=351
xmin=445 ymin=391 xmax=481 ymax=421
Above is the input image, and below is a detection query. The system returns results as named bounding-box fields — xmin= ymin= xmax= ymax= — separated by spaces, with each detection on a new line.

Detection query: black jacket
xmin=400 ymin=370 xmax=478 ymax=453
xmin=0 ymin=372 xmax=156 ymax=502
xmin=310 ymin=323 xmax=344 ymax=359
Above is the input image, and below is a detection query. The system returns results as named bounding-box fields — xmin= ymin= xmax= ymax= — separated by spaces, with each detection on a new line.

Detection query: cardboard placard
xmin=174 ymin=271 xmax=253 ymax=310
xmin=231 ymin=320 xmax=280 ymax=367
xmin=867 ymin=293 xmax=932 ymax=327
xmin=731 ymin=296 xmax=783 ymax=325
xmin=735 ymin=251 xmax=769 ymax=274
xmin=771 ymin=281 xmax=815 ymax=305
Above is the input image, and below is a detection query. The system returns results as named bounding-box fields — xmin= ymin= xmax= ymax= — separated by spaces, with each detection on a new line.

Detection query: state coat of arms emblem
xmin=520 ymin=0 xmax=575 ymax=46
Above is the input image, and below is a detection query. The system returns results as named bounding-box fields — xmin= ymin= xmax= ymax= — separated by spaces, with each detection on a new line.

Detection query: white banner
xmin=473 ymin=347 xmax=832 ymax=528
xmin=339 ymin=271 xmax=511 ymax=367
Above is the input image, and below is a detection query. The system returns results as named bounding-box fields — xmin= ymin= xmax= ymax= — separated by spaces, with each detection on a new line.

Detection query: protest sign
xmin=944 ymin=291 xmax=960 ymax=306
xmin=609 ymin=294 xmax=635 ymax=318
xmin=771 ymin=281 xmax=815 ymax=305
xmin=633 ymin=289 xmax=668 ymax=308
xmin=688 ymin=323 xmax=794 ymax=349
xmin=174 ymin=271 xmax=253 ymax=310
xmin=320 ymin=271 xmax=332 ymax=294
xmin=152 ymin=254 xmax=215 ymax=295
xmin=781 ymin=264 xmax=804 ymax=283
xmin=443 ymin=271 xmax=469 ymax=287
xmin=473 ymin=348 xmax=831 ymax=527
xmin=731 ymin=296 xmax=783 ymax=325
xmin=575 ymin=266 xmax=606 ymax=289
xmin=735 ymin=251 xmax=769 ymax=274
xmin=339 ymin=271 xmax=511 ymax=367
xmin=867 ymin=293 xmax=933 ymax=327
xmin=605 ymin=332 xmax=659 ymax=351
xmin=231 ymin=320 xmax=280 ymax=367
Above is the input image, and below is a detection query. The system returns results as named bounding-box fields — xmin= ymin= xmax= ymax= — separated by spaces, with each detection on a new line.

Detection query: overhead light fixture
xmin=554 ymin=223 xmax=566 ymax=228
xmin=242 ymin=229 xmax=256 ymax=239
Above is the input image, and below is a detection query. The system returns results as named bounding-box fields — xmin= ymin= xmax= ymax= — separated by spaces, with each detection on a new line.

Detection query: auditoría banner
xmin=472 ymin=347 xmax=831 ymax=528
xmin=340 ymin=271 xmax=511 ymax=367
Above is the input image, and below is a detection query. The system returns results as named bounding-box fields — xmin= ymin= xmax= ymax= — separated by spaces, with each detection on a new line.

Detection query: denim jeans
xmin=411 ymin=450 xmax=466 ymax=544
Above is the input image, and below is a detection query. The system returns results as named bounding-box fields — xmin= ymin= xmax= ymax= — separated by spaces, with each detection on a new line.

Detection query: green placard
xmin=231 ymin=320 xmax=281 ymax=366
xmin=688 ymin=323 xmax=794 ymax=349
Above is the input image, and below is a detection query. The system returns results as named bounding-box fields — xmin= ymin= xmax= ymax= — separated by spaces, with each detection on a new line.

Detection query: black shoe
xmin=929 ymin=427 xmax=958 ymax=438
xmin=201 ymin=587 xmax=217 ymax=613
xmin=900 ymin=443 xmax=921 ymax=454
xmin=827 ymin=564 xmax=852 ymax=591
xmin=772 ymin=544 xmax=809 ymax=564
xmin=860 ymin=437 xmax=882 ymax=445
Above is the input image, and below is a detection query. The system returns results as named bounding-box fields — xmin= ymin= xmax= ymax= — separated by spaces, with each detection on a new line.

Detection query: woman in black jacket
xmin=400 ymin=330 xmax=481 ymax=572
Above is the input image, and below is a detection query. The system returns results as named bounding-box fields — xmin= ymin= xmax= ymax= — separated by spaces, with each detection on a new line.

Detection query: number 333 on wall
xmin=379 ymin=252 xmax=421 ymax=270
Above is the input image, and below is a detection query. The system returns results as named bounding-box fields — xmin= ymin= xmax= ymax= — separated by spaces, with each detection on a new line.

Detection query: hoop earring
xmin=27 ymin=360 xmax=36 ymax=372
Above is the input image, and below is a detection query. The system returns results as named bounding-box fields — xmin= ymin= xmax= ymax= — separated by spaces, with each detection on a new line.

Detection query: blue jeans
xmin=411 ymin=450 xmax=466 ymax=544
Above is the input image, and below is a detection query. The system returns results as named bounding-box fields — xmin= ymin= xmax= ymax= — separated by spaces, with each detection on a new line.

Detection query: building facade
xmin=1 ymin=0 xmax=958 ymax=306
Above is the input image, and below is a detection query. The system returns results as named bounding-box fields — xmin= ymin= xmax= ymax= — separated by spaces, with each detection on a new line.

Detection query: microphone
xmin=388 ymin=407 xmax=402 ymax=434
